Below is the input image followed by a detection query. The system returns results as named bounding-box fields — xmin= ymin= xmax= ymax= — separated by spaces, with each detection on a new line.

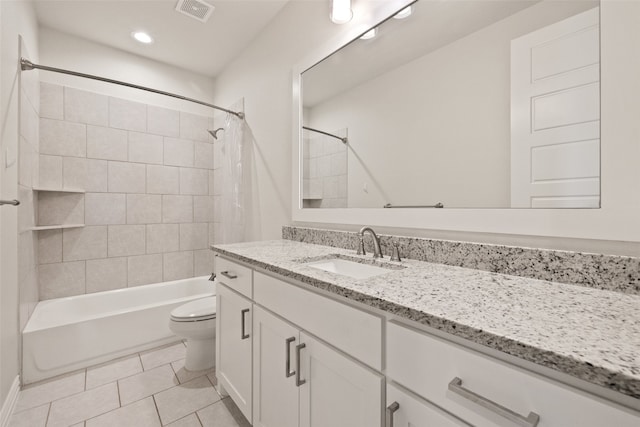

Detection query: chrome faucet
xmin=357 ymin=226 xmax=383 ymax=259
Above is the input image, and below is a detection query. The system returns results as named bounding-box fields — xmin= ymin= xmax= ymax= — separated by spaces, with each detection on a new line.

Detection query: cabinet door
xmin=217 ymin=284 xmax=252 ymax=422
xmin=386 ymin=383 xmax=469 ymax=427
xmin=253 ymin=306 xmax=300 ymax=427
xmin=299 ymin=332 xmax=383 ymax=427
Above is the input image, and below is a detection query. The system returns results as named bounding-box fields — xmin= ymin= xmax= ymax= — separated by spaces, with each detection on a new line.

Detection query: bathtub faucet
xmin=209 ymin=273 xmax=216 ymax=281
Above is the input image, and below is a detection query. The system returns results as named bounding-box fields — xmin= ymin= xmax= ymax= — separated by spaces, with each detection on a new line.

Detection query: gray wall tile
xmin=64 ymin=87 xmax=108 ymax=126
xmin=128 ymin=254 xmax=163 ymax=287
xmin=86 ymin=257 xmax=127 ymax=293
xmin=108 ymin=225 xmax=146 ymax=257
xmin=109 ymin=97 xmax=146 ymax=132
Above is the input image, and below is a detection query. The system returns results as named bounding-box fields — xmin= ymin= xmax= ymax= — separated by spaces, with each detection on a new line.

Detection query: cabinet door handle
xmin=240 ymin=308 xmax=250 ymax=339
xmin=448 ymin=377 xmax=540 ymax=427
xmin=386 ymin=402 xmax=399 ymax=427
xmin=285 ymin=337 xmax=296 ymax=378
xmin=221 ymin=271 xmax=238 ymax=279
xmin=295 ymin=343 xmax=306 ymax=387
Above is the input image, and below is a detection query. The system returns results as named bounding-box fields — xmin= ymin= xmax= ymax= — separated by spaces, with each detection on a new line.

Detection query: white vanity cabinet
xmin=216 ymin=281 xmax=253 ymax=422
xmin=252 ymin=272 xmax=384 ymax=427
xmin=387 ymin=321 xmax=640 ymax=427
xmin=386 ymin=383 xmax=470 ymax=427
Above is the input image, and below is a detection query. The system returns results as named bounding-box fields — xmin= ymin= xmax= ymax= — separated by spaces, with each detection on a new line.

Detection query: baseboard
xmin=0 ymin=375 xmax=20 ymax=427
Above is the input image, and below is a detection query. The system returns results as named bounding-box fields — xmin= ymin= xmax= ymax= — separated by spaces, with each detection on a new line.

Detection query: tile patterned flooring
xmin=8 ymin=341 xmax=251 ymax=427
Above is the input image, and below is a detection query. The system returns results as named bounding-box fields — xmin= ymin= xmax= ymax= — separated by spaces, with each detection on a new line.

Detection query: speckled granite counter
xmin=212 ymin=240 xmax=640 ymax=401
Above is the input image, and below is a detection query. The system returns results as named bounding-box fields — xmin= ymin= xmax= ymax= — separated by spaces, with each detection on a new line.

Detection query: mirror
xmin=301 ymin=0 xmax=600 ymax=209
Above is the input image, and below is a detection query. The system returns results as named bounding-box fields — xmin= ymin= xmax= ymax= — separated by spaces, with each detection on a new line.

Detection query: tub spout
xmin=209 ymin=273 xmax=216 ymax=281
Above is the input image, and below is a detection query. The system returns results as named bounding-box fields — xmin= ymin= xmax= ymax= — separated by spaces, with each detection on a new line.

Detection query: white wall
xmin=1 ymin=0 xmax=39 ymax=409
xmin=38 ymin=27 xmax=217 ymax=117
xmin=212 ymin=0 xmax=409 ymax=239
xmin=307 ymin=1 xmax=594 ymax=209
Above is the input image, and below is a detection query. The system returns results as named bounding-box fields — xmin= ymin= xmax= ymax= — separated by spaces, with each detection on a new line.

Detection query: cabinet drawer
xmin=254 ymin=271 xmax=382 ymax=370
xmin=387 ymin=321 xmax=640 ymax=427
xmin=215 ymin=256 xmax=252 ymax=298
xmin=386 ymin=383 xmax=469 ymax=427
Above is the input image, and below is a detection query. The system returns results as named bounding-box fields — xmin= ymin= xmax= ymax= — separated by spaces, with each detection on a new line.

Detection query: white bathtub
xmin=22 ymin=276 xmax=215 ymax=384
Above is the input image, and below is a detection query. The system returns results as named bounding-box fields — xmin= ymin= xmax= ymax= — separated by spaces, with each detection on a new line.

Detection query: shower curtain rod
xmin=20 ymin=58 xmax=245 ymax=120
xmin=302 ymin=126 xmax=348 ymax=144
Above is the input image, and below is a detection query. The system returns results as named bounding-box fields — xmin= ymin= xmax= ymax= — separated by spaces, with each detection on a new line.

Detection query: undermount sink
xmin=304 ymin=257 xmax=394 ymax=279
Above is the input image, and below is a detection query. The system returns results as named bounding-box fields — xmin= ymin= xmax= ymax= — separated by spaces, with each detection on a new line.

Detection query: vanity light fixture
xmin=360 ymin=28 xmax=378 ymax=40
xmin=331 ymin=0 xmax=353 ymax=24
xmin=393 ymin=5 xmax=413 ymax=19
xmin=131 ymin=31 xmax=154 ymax=44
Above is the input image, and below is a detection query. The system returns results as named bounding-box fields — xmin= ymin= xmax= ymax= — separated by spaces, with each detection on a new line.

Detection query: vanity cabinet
xmin=387 ymin=321 xmax=640 ymax=427
xmin=216 ymin=283 xmax=253 ymax=422
xmin=386 ymin=383 xmax=469 ymax=427
xmin=252 ymin=305 xmax=383 ymax=427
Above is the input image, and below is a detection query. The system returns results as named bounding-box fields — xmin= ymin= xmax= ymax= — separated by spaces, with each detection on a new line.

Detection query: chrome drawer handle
xmin=240 ymin=308 xmax=250 ymax=339
xmin=285 ymin=337 xmax=296 ymax=378
xmin=295 ymin=343 xmax=306 ymax=387
xmin=221 ymin=271 xmax=238 ymax=279
xmin=448 ymin=377 xmax=540 ymax=427
xmin=0 ymin=199 xmax=19 ymax=206
xmin=386 ymin=402 xmax=399 ymax=427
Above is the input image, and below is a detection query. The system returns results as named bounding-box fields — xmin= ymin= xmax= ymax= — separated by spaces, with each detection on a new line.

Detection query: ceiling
xmin=34 ymin=0 xmax=290 ymax=78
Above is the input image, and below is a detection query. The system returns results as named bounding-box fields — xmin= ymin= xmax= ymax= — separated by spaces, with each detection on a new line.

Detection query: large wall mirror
xmin=300 ymin=0 xmax=600 ymax=210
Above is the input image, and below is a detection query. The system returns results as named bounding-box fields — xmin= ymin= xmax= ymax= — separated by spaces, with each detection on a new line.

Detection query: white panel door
xmin=216 ymin=284 xmax=253 ymax=422
xmin=299 ymin=332 xmax=383 ymax=427
xmin=511 ymin=7 xmax=600 ymax=208
xmin=253 ymin=306 xmax=299 ymax=427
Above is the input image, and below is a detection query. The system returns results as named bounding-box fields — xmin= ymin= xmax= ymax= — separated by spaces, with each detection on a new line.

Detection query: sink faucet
xmin=357 ymin=226 xmax=383 ymax=259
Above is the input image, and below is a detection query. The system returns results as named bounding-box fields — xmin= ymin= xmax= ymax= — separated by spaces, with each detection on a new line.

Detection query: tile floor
xmin=8 ymin=341 xmax=251 ymax=427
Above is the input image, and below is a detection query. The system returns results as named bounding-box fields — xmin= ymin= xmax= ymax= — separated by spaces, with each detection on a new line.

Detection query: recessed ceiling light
xmin=132 ymin=31 xmax=154 ymax=44
xmin=393 ymin=5 xmax=413 ymax=19
xmin=360 ymin=28 xmax=378 ymax=40
xmin=331 ymin=0 xmax=353 ymax=24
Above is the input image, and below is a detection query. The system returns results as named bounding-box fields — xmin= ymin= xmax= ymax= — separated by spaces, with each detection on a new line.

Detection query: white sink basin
xmin=305 ymin=258 xmax=392 ymax=279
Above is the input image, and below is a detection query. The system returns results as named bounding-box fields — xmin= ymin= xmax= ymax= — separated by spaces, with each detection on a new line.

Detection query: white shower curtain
xmin=217 ymin=100 xmax=250 ymax=244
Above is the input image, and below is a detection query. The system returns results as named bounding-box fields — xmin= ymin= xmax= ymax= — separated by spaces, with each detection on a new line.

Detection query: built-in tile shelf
xmin=33 ymin=187 xmax=85 ymax=193
xmin=30 ymin=224 xmax=85 ymax=231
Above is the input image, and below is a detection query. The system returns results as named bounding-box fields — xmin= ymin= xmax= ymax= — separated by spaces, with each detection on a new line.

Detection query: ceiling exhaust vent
xmin=175 ymin=0 xmax=215 ymax=23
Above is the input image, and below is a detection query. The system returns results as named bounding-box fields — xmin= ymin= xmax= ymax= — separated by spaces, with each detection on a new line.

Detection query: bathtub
xmin=22 ymin=276 xmax=215 ymax=384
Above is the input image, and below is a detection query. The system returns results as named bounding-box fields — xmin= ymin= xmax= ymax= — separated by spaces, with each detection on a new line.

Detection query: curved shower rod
xmin=20 ymin=58 xmax=245 ymax=120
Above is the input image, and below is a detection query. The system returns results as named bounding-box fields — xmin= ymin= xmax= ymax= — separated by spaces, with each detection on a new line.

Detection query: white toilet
xmin=169 ymin=296 xmax=216 ymax=371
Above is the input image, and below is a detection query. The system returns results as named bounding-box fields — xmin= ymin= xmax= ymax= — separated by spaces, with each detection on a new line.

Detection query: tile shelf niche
xmin=32 ymin=188 xmax=86 ymax=231
xmin=32 ymin=187 xmax=85 ymax=193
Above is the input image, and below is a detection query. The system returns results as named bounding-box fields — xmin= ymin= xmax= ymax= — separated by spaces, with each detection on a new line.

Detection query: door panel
xmin=511 ymin=7 xmax=600 ymax=208
xmin=217 ymin=284 xmax=252 ymax=422
xmin=299 ymin=333 xmax=383 ymax=427
xmin=253 ymin=306 xmax=299 ymax=427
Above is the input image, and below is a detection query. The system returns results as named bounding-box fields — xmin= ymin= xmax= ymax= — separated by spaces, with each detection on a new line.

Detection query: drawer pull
xmin=448 ymin=377 xmax=540 ymax=427
xmin=221 ymin=271 xmax=238 ymax=279
xmin=285 ymin=337 xmax=296 ymax=378
xmin=295 ymin=343 xmax=306 ymax=387
xmin=386 ymin=401 xmax=399 ymax=427
xmin=240 ymin=308 xmax=250 ymax=339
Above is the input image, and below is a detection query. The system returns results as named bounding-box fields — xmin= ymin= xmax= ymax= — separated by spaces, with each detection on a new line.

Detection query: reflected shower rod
xmin=20 ymin=58 xmax=245 ymax=120
xmin=384 ymin=203 xmax=444 ymax=208
xmin=302 ymin=126 xmax=348 ymax=144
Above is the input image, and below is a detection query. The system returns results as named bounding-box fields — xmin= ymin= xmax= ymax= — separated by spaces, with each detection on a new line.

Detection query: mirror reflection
xmin=301 ymin=0 xmax=600 ymax=209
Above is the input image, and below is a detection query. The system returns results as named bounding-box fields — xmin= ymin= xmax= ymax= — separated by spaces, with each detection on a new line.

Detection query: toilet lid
xmin=170 ymin=297 xmax=216 ymax=322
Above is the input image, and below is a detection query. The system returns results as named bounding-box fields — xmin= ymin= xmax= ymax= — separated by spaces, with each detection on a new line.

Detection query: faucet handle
xmin=390 ymin=242 xmax=402 ymax=262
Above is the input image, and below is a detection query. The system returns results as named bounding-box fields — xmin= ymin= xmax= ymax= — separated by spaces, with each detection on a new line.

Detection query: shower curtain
xmin=217 ymin=100 xmax=250 ymax=244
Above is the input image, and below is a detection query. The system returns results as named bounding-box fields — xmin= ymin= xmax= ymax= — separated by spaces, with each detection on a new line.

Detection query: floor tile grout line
xmin=44 ymin=402 xmax=52 ymax=427
xmin=117 ymin=380 xmax=122 ymax=408
xmin=194 ymin=410 xmax=204 ymax=427
xmin=151 ymin=395 xmax=162 ymax=426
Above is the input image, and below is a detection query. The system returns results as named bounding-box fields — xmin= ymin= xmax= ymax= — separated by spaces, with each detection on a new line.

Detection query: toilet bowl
xmin=169 ymin=296 xmax=216 ymax=371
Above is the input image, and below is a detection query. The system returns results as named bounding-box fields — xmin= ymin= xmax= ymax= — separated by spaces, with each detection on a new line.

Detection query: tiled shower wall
xmin=302 ymin=129 xmax=347 ymax=208
xmin=37 ymin=83 xmax=217 ymax=300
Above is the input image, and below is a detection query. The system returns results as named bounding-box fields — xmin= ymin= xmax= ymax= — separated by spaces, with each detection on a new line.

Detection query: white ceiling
xmin=34 ymin=0 xmax=290 ymax=78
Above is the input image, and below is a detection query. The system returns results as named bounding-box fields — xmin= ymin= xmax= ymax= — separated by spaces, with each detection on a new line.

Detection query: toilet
xmin=169 ymin=296 xmax=216 ymax=371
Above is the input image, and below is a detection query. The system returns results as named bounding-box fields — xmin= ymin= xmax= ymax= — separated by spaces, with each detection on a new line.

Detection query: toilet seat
xmin=170 ymin=297 xmax=216 ymax=322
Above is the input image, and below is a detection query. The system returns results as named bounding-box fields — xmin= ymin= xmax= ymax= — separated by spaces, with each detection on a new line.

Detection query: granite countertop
xmin=212 ymin=239 xmax=640 ymax=401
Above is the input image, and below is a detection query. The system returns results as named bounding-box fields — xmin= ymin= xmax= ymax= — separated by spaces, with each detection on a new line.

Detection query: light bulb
xmin=393 ymin=5 xmax=413 ymax=19
xmin=360 ymin=28 xmax=378 ymax=40
xmin=132 ymin=31 xmax=153 ymax=44
xmin=331 ymin=0 xmax=353 ymax=24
